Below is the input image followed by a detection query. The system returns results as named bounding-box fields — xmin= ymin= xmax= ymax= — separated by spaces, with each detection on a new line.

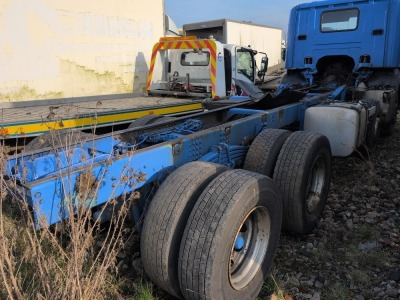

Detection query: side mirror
xmin=260 ymin=56 xmax=268 ymax=73
xmin=281 ymin=48 xmax=286 ymax=61
xmin=257 ymin=56 xmax=268 ymax=82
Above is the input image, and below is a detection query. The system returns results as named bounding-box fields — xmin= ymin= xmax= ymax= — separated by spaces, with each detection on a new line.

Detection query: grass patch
xmin=0 ymin=193 xmax=129 ymax=299
xmin=355 ymin=224 xmax=381 ymax=241
xmin=133 ymin=282 xmax=156 ymax=300
xmin=350 ymin=269 xmax=370 ymax=285
xmin=324 ymin=283 xmax=351 ymax=300
xmin=342 ymin=223 xmax=387 ymax=269
xmin=259 ymin=273 xmax=289 ymax=300
xmin=0 ymin=132 xmax=144 ymax=300
xmin=357 ymin=250 xmax=388 ymax=268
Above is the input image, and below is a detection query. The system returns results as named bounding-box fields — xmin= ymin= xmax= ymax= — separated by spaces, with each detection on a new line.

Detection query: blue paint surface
xmin=286 ymin=0 xmax=400 ymax=72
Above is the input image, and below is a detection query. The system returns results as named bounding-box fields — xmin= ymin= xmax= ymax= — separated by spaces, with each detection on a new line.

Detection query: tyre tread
xmin=244 ymin=129 xmax=291 ymax=177
xmin=273 ymin=131 xmax=331 ymax=233
xmin=141 ymin=161 xmax=227 ymax=298
xmin=179 ymin=169 xmax=281 ymax=300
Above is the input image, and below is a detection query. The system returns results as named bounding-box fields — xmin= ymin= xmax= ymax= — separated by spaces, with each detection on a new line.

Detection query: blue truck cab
xmin=284 ymin=0 xmax=399 ymax=133
xmin=286 ymin=0 xmax=400 ymax=72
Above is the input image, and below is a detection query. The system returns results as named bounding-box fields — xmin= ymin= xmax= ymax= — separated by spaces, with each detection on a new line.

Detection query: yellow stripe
xmin=147 ymin=42 xmax=163 ymax=89
xmin=159 ymin=36 xmax=197 ymax=42
xmin=199 ymin=41 xmax=207 ymax=48
xmin=147 ymin=39 xmax=218 ymax=96
xmin=3 ymin=103 xmax=203 ymax=137
xmin=188 ymin=41 xmax=197 ymax=48
xmin=208 ymin=41 xmax=217 ymax=98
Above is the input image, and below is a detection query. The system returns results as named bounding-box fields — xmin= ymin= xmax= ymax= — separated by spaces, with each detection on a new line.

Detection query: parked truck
xmin=283 ymin=0 xmax=399 ymax=140
xmin=3 ymin=0 xmax=399 ymax=299
xmin=183 ymin=19 xmax=284 ymax=74
xmin=0 ymin=35 xmax=268 ymax=145
xmin=0 ymin=1 xmax=270 ymax=142
xmin=0 ymin=20 xmax=268 ymax=142
xmin=146 ymin=36 xmax=268 ymax=99
xmin=0 ymin=2 xmax=214 ymax=139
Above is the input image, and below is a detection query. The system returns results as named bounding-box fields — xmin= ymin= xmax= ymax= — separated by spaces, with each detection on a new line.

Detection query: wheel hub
xmin=306 ymin=155 xmax=326 ymax=214
xmin=229 ymin=206 xmax=271 ymax=290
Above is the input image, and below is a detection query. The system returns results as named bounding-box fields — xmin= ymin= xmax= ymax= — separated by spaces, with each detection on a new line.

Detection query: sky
xmin=164 ymin=0 xmax=311 ymax=36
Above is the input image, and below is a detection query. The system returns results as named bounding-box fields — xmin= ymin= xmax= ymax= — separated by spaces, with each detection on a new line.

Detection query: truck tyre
xmin=273 ymin=131 xmax=331 ymax=234
xmin=179 ymin=169 xmax=282 ymax=300
xmin=244 ymin=129 xmax=291 ymax=177
xmin=25 ymin=131 xmax=95 ymax=151
xmin=140 ymin=161 xmax=228 ymax=298
xmin=128 ymin=115 xmax=175 ymax=128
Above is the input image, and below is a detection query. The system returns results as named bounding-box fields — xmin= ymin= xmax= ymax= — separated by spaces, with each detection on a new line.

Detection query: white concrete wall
xmin=226 ymin=21 xmax=282 ymax=69
xmin=0 ymin=0 xmax=164 ymax=102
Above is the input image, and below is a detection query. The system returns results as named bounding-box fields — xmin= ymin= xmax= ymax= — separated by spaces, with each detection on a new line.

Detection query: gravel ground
xmin=263 ymin=120 xmax=400 ymax=300
xmin=3 ymin=111 xmax=398 ymax=300
xmin=120 ymin=119 xmax=400 ymax=300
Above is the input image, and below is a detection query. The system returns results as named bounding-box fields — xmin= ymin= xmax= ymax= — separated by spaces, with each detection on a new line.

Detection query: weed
xmin=260 ymin=273 xmax=290 ymax=300
xmin=310 ymin=246 xmax=331 ymax=262
xmin=350 ymin=269 xmax=370 ymax=285
xmin=324 ymin=282 xmax=351 ymax=300
xmin=358 ymin=250 xmax=388 ymax=269
xmin=355 ymin=223 xmax=381 ymax=241
xmin=0 ymin=131 xmax=138 ymax=299
xmin=133 ymin=282 xmax=156 ymax=300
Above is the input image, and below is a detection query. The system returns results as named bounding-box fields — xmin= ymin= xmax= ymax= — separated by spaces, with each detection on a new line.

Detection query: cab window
xmin=180 ymin=51 xmax=210 ymax=66
xmin=321 ymin=9 xmax=359 ymax=32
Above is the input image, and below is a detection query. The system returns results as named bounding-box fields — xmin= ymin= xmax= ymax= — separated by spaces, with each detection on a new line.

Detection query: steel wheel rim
xmin=306 ymin=154 xmax=326 ymax=214
xmin=229 ymin=206 xmax=271 ymax=290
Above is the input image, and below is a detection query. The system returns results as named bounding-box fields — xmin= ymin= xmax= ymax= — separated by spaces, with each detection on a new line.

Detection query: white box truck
xmin=183 ymin=19 xmax=284 ymax=72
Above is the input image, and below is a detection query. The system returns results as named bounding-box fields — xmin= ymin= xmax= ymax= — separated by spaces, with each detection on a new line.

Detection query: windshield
xmin=236 ymin=48 xmax=254 ymax=81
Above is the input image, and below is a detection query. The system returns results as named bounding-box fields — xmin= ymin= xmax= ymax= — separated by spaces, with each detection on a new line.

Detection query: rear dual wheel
xmin=244 ymin=128 xmax=291 ymax=177
xmin=141 ymin=129 xmax=332 ymax=299
xmin=273 ymin=131 xmax=332 ymax=234
xmin=141 ymin=164 xmax=283 ymax=299
xmin=244 ymin=129 xmax=332 ymax=234
xmin=141 ymin=161 xmax=228 ymax=298
xmin=179 ymin=169 xmax=283 ymax=300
